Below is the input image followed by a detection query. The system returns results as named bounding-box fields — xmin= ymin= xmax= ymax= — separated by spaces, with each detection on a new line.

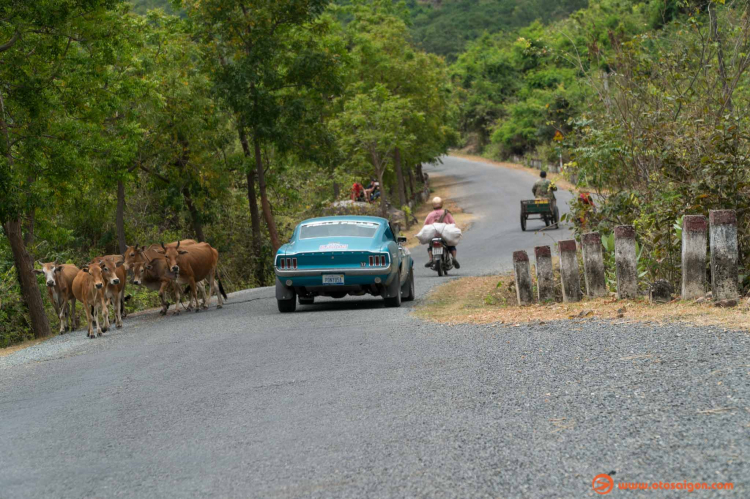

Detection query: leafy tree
xmin=0 ymin=0 xmax=125 ymax=339
xmin=569 ymin=1 xmax=750 ymax=286
xmin=340 ymin=0 xmax=455 ymax=214
xmin=332 ymin=84 xmax=415 ymax=216
xmin=181 ymin=0 xmax=343 ymax=254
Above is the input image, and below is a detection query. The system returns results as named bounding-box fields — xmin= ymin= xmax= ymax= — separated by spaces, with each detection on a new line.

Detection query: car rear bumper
xmin=275 ymin=264 xmax=392 ymax=278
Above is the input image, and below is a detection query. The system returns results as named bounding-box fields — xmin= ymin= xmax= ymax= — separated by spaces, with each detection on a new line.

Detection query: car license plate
xmin=433 ymin=247 xmax=444 ymax=256
xmin=535 ymin=199 xmax=549 ymax=204
xmin=322 ymin=274 xmax=345 ymax=285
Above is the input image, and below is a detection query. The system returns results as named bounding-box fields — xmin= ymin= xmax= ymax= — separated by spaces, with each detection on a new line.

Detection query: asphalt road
xmin=1 ymin=156 xmax=747 ymax=498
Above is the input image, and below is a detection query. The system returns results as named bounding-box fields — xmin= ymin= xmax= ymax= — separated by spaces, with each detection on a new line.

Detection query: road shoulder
xmin=415 ymin=274 xmax=750 ymax=331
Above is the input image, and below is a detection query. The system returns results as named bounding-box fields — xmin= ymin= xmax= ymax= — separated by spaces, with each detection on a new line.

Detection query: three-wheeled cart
xmin=520 ymin=199 xmax=559 ymax=231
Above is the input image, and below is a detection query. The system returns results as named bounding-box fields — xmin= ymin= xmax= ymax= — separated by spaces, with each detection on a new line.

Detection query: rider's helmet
xmin=432 ymin=197 xmax=443 ymax=209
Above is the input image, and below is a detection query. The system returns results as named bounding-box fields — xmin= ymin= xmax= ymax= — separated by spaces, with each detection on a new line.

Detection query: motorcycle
xmin=430 ymin=237 xmax=454 ymax=276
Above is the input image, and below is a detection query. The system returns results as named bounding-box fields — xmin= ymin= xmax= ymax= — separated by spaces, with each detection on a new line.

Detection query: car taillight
xmin=279 ymin=258 xmax=285 ymax=269
xmin=380 ymin=255 xmax=386 ymax=266
xmin=292 ymin=258 xmax=297 ymax=269
xmin=286 ymin=258 xmax=292 ymax=269
xmin=369 ymin=256 xmax=374 ymax=266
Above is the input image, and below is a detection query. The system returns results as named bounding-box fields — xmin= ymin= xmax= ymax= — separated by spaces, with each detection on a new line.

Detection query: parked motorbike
xmin=429 ymin=237 xmax=454 ymax=276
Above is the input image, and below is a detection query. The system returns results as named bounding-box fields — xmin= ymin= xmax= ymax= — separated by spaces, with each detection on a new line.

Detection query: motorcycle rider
xmin=423 ymin=196 xmax=460 ymax=269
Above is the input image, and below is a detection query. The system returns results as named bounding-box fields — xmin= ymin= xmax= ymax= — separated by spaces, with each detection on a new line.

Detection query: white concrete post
xmin=614 ymin=225 xmax=637 ymax=299
xmin=581 ymin=232 xmax=607 ymax=298
xmin=681 ymin=215 xmax=707 ymax=300
xmin=534 ymin=245 xmax=554 ymax=303
xmin=709 ymin=210 xmax=739 ymax=302
xmin=513 ymin=250 xmax=534 ymax=306
xmin=558 ymin=240 xmax=581 ymax=303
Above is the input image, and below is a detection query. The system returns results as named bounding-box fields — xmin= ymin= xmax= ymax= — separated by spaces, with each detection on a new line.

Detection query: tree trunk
xmin=407 ymin=167 xmax=416 ymax=200
xmin=116 ymin=179 xmax=127 ymax=254
xmin=3 ymin=218 xmax=51 ymax=339
xmin=416 ymin=163 xmax=424 ymax=184
xmin=23 ymin=211 xmax=34 ymax=248
xmin=372 ymin=152 xmax=388 ymax=219
xmin=181 ymin=187 xmax=205 ymax=242
xmin=254 ymin=136 xmax=281 ymax=253
xmin=710 ymin=3 xmax=732 ymax=113
xmin=378 ymin=169 xmax=387 ymax=218
xmin=22 ymin=173 xmax=35 ymax=250
xmin=394 ymin=147 xmax=407 ymax=209
xmin=239 ymin=128 xmax=265 ymax=286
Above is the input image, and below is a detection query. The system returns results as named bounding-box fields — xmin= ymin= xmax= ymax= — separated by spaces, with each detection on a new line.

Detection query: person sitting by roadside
xmin=351 ymin=182 xmax=366 ymax=202
xmin=365 ymin=179 xmax=380 ymax=202
xmin=423 ymin=196 xmax=460 ymax=269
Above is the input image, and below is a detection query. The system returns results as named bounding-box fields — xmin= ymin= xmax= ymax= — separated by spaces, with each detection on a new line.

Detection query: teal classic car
xmin=274 ymin=216 xmax=415 ymax=312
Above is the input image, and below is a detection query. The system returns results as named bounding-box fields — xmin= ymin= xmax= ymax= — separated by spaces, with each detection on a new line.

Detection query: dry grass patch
xmin=401 ymin=173 xmax=476 ymax=249
xmin=450 ymin=152 xmax=576 ymax=192
xmin=415 ymin=274 xmax=750 ymax=331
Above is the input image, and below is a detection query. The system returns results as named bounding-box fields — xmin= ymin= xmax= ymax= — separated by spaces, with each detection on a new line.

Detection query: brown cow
xmin=93 ymin=257 xmax=126 ymax=329
xmin=124 ymin=240 xmax=198 ymax=315
xmin=123 ymin=240 xmax=196 ymax=270
xmin=158 ymin=241 xmax=226 ymax=312
xmin=72 ymin=264 xmax=108 ymax=338
xmin=34 ymin=262 xmax=79 ymax=334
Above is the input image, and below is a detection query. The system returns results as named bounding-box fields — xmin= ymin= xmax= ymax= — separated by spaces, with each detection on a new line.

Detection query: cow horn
xmin=161 ymin=242 xmax=166 ymax=251
xmin=176 ymin=241 xmax=180 ymax=250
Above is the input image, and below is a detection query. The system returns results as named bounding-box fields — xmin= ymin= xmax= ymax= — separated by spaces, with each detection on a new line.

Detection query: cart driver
xmin=532 ymin=171 xmax=557 ymax=200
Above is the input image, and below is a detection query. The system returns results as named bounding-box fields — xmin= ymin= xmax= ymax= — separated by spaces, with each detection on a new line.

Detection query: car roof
xmin=298 ymin=216 xmax=388 ymax=225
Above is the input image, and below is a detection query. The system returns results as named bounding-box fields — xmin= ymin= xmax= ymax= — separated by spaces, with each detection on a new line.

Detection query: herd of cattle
xmin=34 ymin=240 xmax=227 ymax=338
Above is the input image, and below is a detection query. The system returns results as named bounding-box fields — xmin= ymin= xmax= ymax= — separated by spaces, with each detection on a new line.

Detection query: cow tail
xmin=218 ymin=278 xmax=228 ymax=300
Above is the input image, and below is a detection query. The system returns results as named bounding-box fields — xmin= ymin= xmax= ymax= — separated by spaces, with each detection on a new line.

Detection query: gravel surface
xmin=1 ymin=157 xmax=746 ymax=498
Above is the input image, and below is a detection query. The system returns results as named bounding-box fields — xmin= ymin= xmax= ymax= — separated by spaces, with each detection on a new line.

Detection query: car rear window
xmin=300 ymin=221 xmax=380 ymax=239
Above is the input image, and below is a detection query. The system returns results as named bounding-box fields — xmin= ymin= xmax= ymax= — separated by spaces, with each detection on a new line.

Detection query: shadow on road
xmin=296 ymin=298 xmax=418 ymax=313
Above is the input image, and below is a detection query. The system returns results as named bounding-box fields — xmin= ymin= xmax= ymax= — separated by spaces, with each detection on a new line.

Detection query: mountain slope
xmin=129 ymin=0 xmax=589 ymax=60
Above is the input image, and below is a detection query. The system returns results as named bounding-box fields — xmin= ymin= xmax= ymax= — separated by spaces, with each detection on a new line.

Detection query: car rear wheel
xmin=384 ymin=272 xmax=402 ymax=308
xmin=278 ymin=298 xmax=296 ymax=313
xmin=298 ymin=296 xmax=314 ymax=305
xmin=402 ymin=267 xmax=415 ymax=302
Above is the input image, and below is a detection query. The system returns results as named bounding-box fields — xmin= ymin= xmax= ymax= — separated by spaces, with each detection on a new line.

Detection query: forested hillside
xmin=131 ymin=0 xmax=589 ymax=60
xmin=406 ymin=0 xmax=588 ymax=60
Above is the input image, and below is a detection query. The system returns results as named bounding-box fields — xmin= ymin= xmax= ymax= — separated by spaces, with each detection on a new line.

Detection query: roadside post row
xmin=512 ymin=210 xmax=740 ymax=306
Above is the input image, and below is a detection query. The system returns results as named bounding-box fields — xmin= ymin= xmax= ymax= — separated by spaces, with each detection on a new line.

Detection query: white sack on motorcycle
xmin=416 ymin=223 xmax=462 ymax=246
